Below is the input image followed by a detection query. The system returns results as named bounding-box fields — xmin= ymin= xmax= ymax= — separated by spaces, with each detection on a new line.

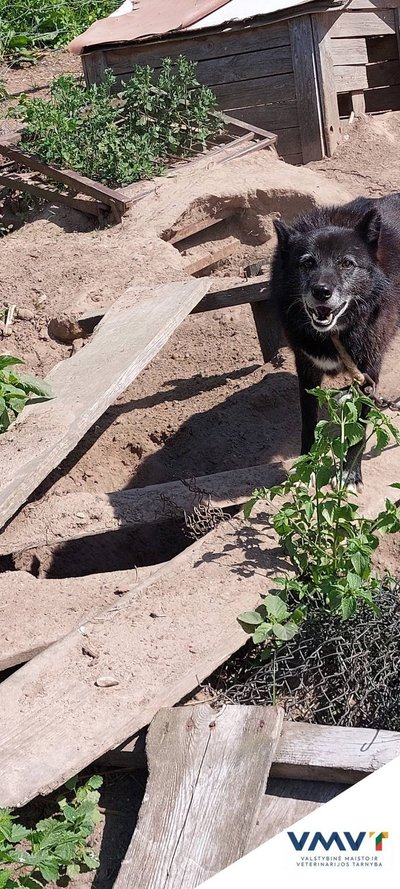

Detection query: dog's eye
xmin=340 ymin=257 xmax=354 ymax=269
xmin=300 ymin=255 xmax=315 ymax=270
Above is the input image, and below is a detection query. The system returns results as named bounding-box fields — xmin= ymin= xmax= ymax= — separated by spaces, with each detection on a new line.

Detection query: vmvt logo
xmin=287 ymin=831 xmax=389 ymax=852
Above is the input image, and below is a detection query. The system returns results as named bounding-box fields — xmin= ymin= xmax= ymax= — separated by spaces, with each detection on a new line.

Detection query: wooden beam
xmin=0 ymin=505 xmax=281 ymax=807
xmin=182 ymin=238 xmax=240 ymax=275
xmin=312 ymin=12 xmax=342 ymax=156
xmin=163 ymin=207 xmax=239 ymax=245
xmin=330 ymin=9 xmax=396 ymax=36
xmin=0 ymin=564 xmax=167 ymax=672
xmin=114 ymin=705 xmax=283 ymax=889
xmin=0 ymin=279 xmax=210 ymax=532
xmin=272 ymin=722 xmax=400 ymax=784
xmin=289 ymin=16 xmax=325 ymax=162
xmin=0 ymin=171 xmax=107 ymax=218
xmin=0 ymin=462 xmax=285 ymax=557
xmin=248 ymin=778 xmax=343 ymax=850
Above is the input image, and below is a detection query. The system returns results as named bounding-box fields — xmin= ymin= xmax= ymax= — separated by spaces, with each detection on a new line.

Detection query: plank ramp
xmin=0 ymin=462 xmax=285 ymax=556
xmin=0 ymin=278 xmax=210 ymax=532
xmin=248 ymin=778 xmax=344 ymax=851
xmin=0 ymin=507 xmax=282 ymax=807
xmin=0 ymin=564 xmax=166 ymax=671
xmin=114 ymin=705 xmax=284 ymax=889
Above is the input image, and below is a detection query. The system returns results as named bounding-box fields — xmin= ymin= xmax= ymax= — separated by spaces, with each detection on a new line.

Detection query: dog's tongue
xmin=315 ymin=305 xmax=332 ymax=319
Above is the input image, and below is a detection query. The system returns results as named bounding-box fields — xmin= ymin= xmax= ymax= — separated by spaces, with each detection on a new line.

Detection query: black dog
xmin=271 ymin=193 xmax=400 ymax=488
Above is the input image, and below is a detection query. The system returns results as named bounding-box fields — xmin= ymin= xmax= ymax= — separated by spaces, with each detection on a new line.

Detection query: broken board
xmin=114 ymin=705 xmax=284 ymax=889
xmin=0 ymin=278 xmax=210 ymax=532
xmin=0 ymin=462 xmax=285 ymax=556
xmin=0 ymin=506 xmax=283 ymax=807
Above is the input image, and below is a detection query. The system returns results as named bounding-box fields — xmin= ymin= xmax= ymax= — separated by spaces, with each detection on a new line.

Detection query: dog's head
xmin=274 ymin=207 xmax=381 ymax=333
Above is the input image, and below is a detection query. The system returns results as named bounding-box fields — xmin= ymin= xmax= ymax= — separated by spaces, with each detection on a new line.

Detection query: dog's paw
xmin=331 ymin=471 xmax=363 ymax=494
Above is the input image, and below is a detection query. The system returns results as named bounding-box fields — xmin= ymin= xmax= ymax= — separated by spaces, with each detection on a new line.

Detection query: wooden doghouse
xmin=70 ymin=0 xmax=400 ymax=165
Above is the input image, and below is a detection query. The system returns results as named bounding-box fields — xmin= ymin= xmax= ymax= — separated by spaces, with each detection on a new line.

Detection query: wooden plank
xmin=289 ymin=16 xmax=325 ymax=162
xmin=282 ymin=152 xmax=303 ymax=165
xmin=0 ymin=461 xmax=284 ymax=557
xmin=222 ymin=112 xmax=278 ymax=140
xmin=272 ymin=722 xmax=400 ymax=784
xmin=330 ymin=36 xmax=368 ymax=64
xmin=0 ymin=279 xmax=210 ymax=532
xmin=312 ymin=13 xmax=342 ymax=155
xmin=199 ymin=46 xmax=293 ymax=86
xmin=0 ymin=564 xmax=167 ymax=671
xmin=248 ymin=779 xmax=344 ymax=850
xmin=213 ymin=73 xmax=296 ymax=109
xmin=367 ymin=32 xmax=399 ymax=59
xmin=164 ymin=206 xmax=239 ymax=244
xmin=335 ymin=58 xmax=400 ymax=90
xmin=100 ymin=22 xmax=291 ymax=76
xmin=365 ymin=80 xmax=400 ymax=107
xmin=0 ymin=506 xmax=282 ymax=807
xmin=251 ymin=299 xmax=284 ymax=363
xmin=330 ymin=9 xmax=396 ymax=35
xmin=114 ymin=705 xmax=283 ymax=889
xmin=344 ymin=0 xmax=400 ymax=9
xmin=0 ymin=141 xmax=130 ymax=213
xmin=183 ymin=238 xmax=240 ymax=275
xmin=0 ymin=172 xmax=106 ymax=218
xmin=352 ymin=88 xmax=367 ymax=111
xmin=223 ymin=102 xmax=299 ymax=132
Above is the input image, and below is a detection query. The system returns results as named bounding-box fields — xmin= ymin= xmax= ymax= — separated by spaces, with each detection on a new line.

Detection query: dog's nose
xmin=312 ymin=284 xmax=332 ymax=301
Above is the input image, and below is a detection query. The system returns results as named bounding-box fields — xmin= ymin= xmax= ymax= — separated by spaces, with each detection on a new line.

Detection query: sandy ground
xmin=2 ymin=50 xmax=400 ymax=888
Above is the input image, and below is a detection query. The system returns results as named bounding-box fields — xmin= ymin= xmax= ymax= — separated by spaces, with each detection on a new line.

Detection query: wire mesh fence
xmin=209 ymin=585 xmax=400 ymax=732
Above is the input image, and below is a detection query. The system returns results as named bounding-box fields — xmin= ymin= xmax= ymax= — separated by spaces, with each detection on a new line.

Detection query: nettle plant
xmin=0 ymin=355 xmax=52 ymax=433
xmin=0 ymin=775 xmax=102 ymax=889
xmin=239 ymin=386 xmax=400 ymax=654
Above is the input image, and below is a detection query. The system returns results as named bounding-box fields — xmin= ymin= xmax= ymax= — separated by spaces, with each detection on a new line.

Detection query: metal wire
xmin=209 ymin=585 xmax=400 ymax=731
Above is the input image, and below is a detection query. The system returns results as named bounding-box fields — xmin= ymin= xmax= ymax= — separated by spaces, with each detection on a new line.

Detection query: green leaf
xmin=243 ymin=498 xmax=258 ymax=519
xmin=346 ymin=571 xmax=362 ymax=592
xmin=341 ymin=596 xmax=357 ymax=619
xmin=264 ymin=593 xmax=289 ymax=622
xmin=273 ymin=621 xmax=299 ymax=641
xmin=0 ymin=356 xmax=24 ymax=371
xmin=86 ymin=775 xmax=103 ymax=791
xmin=38 ymin=860 xmax=60 ymax=882
xmin=237 ymin=611 xmax=263 ymax=628
xmin=66 ymin=863 xmax=81 ymax=878
xmin=252 ymin=623 xmax=273 ymax=645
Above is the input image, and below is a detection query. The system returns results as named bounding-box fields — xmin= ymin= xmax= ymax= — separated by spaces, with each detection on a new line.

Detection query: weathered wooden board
xmin=0 ymin=506 xmax=283 ymax=807
xmin=201 ymin=47 xmax=293 ymax=85
xmin=0 ymin=279 xmax=210 ymax=532
xmin=312 ymin=14 xmax=342 ymax=155
xmin=365 ymin=80 xmax=400 ymax=107
xmin=330 ymin=9 xmax=396 ymax=35
xmin=213 ymin=74 xmax=296 ymax=109
xmin=104 ymin=717 xmax=400 ymax=782
xmin=272 ymin=722 xmax=400 ymax=784
xmin=0 ymin=462 xmax=284 ymax=557
xmin=289 ymin=16 xmax=325 ymax=162
xmin=96 ymin=21 xmax=291 ymax=76
xmin=330 ymin=36 xmax=369 ymax=65
xmin=232 ymin=102 xmax=299 ymax=132
xmin=276 ymin=127 xmax=302 ymax=157
xmin=0 ymin=565 xmax=166 ymax=671
xmin=344 ymin=0 xmax=400 ymax=9
xmin=114 ymin=705 xmax=283 ymax=889
xmin=248 ymin=778 xmax=343 ymax=850
xmin=183 ymin=238 xmax=240 ymax=275
xmin=335 ymin=58 xmax=400 ymax=91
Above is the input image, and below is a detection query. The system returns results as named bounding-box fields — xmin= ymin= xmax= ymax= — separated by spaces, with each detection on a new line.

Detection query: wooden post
xmin=312 ymin=12 xmax=342 ymax=156
xmin=289 ymin=16 xmax=325 ymax=162
xmin=351 ymin=90 xmax=366 ymax=115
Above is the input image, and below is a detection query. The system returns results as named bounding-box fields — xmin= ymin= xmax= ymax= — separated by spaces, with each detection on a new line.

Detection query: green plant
xmin=0 ymin=775 xmax=102 ymax=888
xmin=0 ymin=0 xmax=116 ymax=61
xmin=0 ymin=355 xmax=53 ymax=432
xmin=239 ymin=386 xmax=400 ymax=653
xmin=12 ymin=61 xmax=224 ymax=187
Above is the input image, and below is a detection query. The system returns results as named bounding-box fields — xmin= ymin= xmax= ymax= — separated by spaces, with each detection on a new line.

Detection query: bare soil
xmin=2 ymin=51 xmax=400 ymax=888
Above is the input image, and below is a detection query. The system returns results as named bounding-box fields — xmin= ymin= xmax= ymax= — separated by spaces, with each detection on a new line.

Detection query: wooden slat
xmin=164 ymin=207 xmax=238 ymax=244
xmin=289 ymin=16 xmax=325 ymax=162
xmin=312 ymin=13 xmax=342 ymax=155
xmin=213 ymin=73 xmax=296 ymax=109
xmin=330 ymin=36 xmax=368 ymax=64
xmin=183 ymin=237 xmax=240 ymax=275
xmin=99 ymin=22 xmax=291 ymax=76
xmin=284 ymin=152 xmax=303 ymax=165
xmin=0 ymin=506 xmax=282 ymax=807
xmin=224 ymin=102 xmax=299 ymax=132
xmin=248 ymin=779 xmax=344 ymax=850
xmin=0 ymin=461 xmax=284 ymax=558
xmin=0 ymin=141 xmax=130 ymax=213
xmin=365 ymin=80 xmax=400 ymax=107
xmin=330 ymin=9 xmax=396 ymax=35
xmin=114 ymin=705 xmax=283 ymax=889
xmin=0 ymin=171 xmax=106 ymax=218
xmin=344 ymin=0 xmax=400 ymax=9
xmin=0 ymin=279 xmax=210 ymax=532
xmin=0 ymin=565 xmax=167 ymax=671
xmin=272 ymin=722 xmax=400 ymax=783
xmin=335 ymin=58 xmax=400 ymax=90
xmin=199 ymin=47 xmax=293 ymax=86
xmin=367 ymin=32 xmax=399 ymax=60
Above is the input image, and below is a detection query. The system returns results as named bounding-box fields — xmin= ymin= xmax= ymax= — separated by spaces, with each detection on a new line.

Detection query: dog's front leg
xmin=344 ymin=361 xmax=382 ymax=491
xmin=295 ymin=351 xmax=323 ymax=454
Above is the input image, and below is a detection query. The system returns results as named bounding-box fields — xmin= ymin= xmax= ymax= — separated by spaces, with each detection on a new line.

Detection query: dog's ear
xmin=273 ymin=218 xmax=295 ymax=251
xmin=356 ymin=207 xmax=381 ymax=250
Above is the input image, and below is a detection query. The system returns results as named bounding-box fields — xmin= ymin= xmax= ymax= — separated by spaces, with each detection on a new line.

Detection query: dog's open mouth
xmin=307 ymin=304 xmax=338 ymax=329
